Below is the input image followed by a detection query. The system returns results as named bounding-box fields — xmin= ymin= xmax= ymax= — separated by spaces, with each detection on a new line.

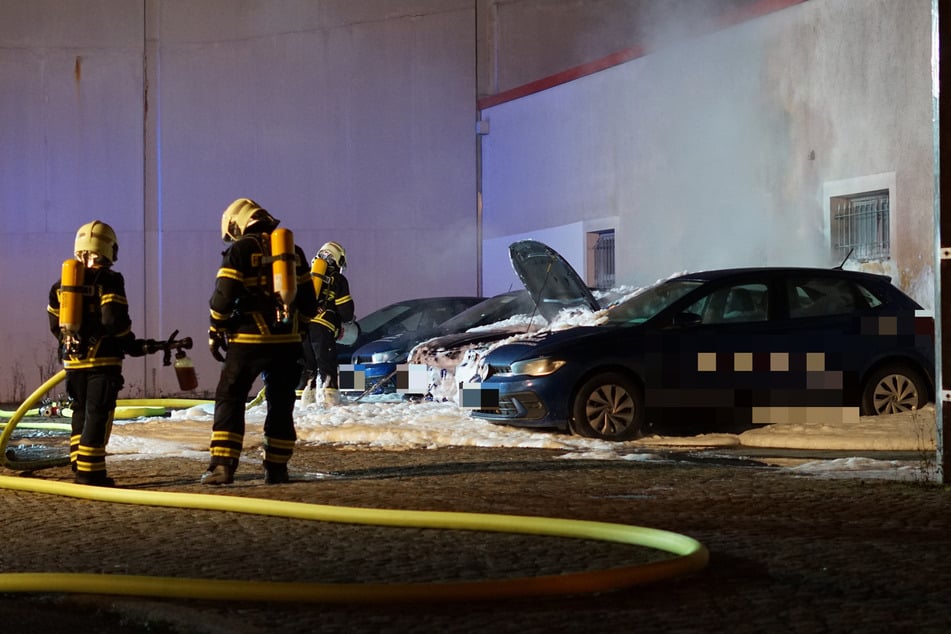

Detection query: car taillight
xmin=915 ymin=310 xmax=935 ymax=339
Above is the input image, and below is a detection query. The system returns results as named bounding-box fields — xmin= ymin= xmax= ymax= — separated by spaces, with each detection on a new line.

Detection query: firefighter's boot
xmin=320 ymin=387 xmax=340 ymax=407
xmin=264 ymin=460 xmax=290 ymax=485
xmin=300 ymin=379 xmax=316 ymax=406
xmin=201 ymin=459 xmax=237 ymax=485
xmin=75 ymin=470 xmax=115 ymax=487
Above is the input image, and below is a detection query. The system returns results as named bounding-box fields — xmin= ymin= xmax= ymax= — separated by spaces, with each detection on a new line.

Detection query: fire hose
xmin=0 ymin=367 xmax=708 ymax=603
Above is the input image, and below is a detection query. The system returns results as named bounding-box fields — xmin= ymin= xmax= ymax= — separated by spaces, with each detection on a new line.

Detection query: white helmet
xmin=220 ymin=198 xmax=279 ymax=242
xmin=74 ymin=220 xmax=118 ymax=265
xmin=316 ymin=241 xmax=347 ymax=270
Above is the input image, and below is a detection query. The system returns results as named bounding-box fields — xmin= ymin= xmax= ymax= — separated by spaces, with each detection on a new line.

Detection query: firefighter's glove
xmin=144 ymin=339 xmax=165 ymax=355
xmin=208 ymin=328 xmax=228 ymax=362
xmin=127 ymin=338 xmax=162 ymax=357
xmin=126 ymin=341 xmax=145 ymax=358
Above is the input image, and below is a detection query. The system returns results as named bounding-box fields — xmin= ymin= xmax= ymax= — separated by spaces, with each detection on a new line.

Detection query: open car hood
xmin=508 ymin=239 xmax=601 ymax=322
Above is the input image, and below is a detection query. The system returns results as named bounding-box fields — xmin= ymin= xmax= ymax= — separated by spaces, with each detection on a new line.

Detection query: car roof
xmin=669 ymin=267 xmax=892 ymax=283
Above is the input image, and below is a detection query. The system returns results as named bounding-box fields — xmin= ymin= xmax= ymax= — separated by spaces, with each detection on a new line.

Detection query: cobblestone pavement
xmin=1 ymin=445 xmax=949 ymax=633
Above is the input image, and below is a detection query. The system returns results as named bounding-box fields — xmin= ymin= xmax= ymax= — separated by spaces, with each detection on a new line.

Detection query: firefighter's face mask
xmin=76 ymin=251 xmax=109 ymax=268
xmin=317 ymin=250 xmax=337 ymax=268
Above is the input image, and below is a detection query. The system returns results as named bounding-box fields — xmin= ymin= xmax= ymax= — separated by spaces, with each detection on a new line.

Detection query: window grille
xmin=593 ymin=230 xmax=615 ymax=290
xmin=831 ymin=190 xmax=889 ymax=261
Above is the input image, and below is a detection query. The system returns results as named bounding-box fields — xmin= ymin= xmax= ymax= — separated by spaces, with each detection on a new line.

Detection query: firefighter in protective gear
xmin=204 ymin=198 xmax=319 ymax=485
xmin=47 ymin=220 xmax=150 ymax=486
xmin=300 ymin=240 xmax=355 ymax=406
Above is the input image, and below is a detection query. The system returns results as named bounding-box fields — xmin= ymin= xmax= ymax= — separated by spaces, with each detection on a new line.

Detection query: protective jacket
xmin=209 ymin=229 xmax=319 ymax=344
xmin=310 ymin=266 xmax=354 ymax=336
xmin=47 ymin=266 xmax=134 ymax=369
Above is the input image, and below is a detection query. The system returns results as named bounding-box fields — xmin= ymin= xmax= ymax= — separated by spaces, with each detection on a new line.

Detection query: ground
xmin=1 ymin=444 xmax=949 ymax=633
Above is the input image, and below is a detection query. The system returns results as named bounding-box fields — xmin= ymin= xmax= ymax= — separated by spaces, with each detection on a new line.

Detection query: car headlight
xmin=371 ymin=350 xmax=401 ymax=364
xmin=509 ymin=357 xmax=566 ymax=377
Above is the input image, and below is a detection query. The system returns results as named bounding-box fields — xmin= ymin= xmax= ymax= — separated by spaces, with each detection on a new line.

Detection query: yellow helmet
xmin=316 ymin=241 xmax=346 ymax=270
xmin=220 ymin=198 xmax=279 ymax=242
xmin=74 ymin=220 xmax=118 ymax=265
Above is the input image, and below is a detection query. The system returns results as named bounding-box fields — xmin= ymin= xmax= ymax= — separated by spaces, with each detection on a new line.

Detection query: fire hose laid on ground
xmin=0 ymin=363 xmax=709 ymax=603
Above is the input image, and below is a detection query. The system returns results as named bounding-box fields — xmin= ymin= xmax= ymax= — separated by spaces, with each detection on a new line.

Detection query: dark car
xmin=351 ymin=290 xmax=539 ymax=394
xmin=472 ymin=267 xmax=935 ymax=441
xmin=336 ymin=296 xmax=483 ymax=365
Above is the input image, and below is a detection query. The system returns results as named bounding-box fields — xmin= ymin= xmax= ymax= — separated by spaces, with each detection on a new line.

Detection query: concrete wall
xmin=479 ymin=0 xmax=935 ymax=308
xmin=0 ymin=0 xmax=477 ymax=400
xmin=0 ymin=0 xmax=147 ymax=400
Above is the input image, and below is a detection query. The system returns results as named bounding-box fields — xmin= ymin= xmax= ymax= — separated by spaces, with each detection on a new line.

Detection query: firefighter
xmin=300 ymin=241 xmax=355 ymax=406
xmin=204 ymin=198 xmax=319 ymax=485
xmin=48 ymin=220 xmax=154 ymax=486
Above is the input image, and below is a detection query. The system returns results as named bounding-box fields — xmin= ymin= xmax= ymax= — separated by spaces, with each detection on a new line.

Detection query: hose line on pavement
xmin=0 ymin=374 xmax=709 ymax=602
xmin=0 ymin=370 xmax=71 ymax=471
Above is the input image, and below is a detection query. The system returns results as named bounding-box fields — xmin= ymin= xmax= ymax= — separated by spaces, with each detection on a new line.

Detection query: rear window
xmin=787 ymin=277 xmax=882 ymax=318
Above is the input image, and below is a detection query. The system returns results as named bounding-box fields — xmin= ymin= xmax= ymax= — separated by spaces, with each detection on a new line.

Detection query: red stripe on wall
xmin=476 ymin=0 xmax=809 ymax=111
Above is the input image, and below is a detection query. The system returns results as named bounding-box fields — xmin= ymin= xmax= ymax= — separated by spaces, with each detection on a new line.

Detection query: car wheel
xmin=861 ymin=364 xmax=929 ymax=415
xmin=570 ymin=372 xmax=644 ymax=441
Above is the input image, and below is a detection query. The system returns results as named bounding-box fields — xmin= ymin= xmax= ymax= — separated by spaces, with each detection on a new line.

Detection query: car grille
xmin=476 ymin=391 xmax=546 ymax=419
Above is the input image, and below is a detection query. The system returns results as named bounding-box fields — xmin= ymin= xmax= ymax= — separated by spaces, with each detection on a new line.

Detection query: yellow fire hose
xmin=0 ymin=372 xmax=709 ymax=603
xmin=1 ymin=370 xmax=72 ymax=471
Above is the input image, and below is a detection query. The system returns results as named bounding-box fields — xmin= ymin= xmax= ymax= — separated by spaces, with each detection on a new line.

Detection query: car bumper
xmin=469 ymin=376 xmax=571 ymax=429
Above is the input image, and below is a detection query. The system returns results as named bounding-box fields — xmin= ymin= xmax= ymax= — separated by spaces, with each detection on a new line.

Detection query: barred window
xmin=588 ymin=230 xmax=615 ymax=290
xmin=831 ymin=190 xmax=889 ymax=261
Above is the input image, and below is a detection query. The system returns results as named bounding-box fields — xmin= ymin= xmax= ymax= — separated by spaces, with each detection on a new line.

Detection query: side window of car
xmin=685 ymin=283 xmax=768 ymax=324
xmin=787 ymin=277 xmax=872 ymax=318
xmin=855 ymin=283 xmax=883 ymax=308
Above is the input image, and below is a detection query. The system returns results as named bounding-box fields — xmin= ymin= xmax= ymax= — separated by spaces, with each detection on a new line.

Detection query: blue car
xmin=472 ymin=264 xmax=935 ymax=441
xmin=351 ymin=290 xmax=539 ymax=394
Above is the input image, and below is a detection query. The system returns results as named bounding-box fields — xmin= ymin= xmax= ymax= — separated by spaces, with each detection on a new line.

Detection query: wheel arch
xmin=859 ymin=354 xmax=935 ymax=403
xmin=566 ymin=364 xmax=646 ymax=427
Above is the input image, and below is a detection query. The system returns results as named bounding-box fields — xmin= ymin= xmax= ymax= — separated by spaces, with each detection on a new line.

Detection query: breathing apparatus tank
xmin=269 ymin=228 xmax=297 ymax=323
xmin=310 ymin=254 xmax=327 ymax=297
xmin=58 ymin=258 xmax=85 ymax=356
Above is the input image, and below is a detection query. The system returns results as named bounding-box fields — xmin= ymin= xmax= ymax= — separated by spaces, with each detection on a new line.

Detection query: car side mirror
xmin=672 ymin=311 xmax=702 ymax=327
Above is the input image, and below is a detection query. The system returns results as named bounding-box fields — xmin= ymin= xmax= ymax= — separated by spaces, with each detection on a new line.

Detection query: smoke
xmin=602 ymin=2 xmax=836 ymax=284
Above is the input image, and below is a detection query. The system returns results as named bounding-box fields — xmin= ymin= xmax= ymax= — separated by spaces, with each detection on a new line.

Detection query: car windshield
xmin=357 ymin=303 xmax=417 ymax=335
xmin=603 ymin=280 xmax=703 ymax=325
xmin=437 ymin=292 xmax=535 ymax=333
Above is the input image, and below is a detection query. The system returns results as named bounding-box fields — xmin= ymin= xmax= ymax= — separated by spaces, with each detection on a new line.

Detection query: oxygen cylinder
xmin=311 ymin=255 xmax=327 ymax=297
xmin=270 ymin=228 xmax=297 ymax=307
xmin=59 ymin=258 xmax=84 ymax=335
xmin=173 ymin=350 xmax=199 ymax=391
